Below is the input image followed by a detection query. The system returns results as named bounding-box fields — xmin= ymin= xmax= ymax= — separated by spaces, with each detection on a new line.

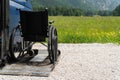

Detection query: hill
xmin=89 ymin=0 xmax=120 ymax=10
xmin=31 ymin=0 xmax=120 ymax=11
xmin=31 ymin=0 xmax=94 ymax=11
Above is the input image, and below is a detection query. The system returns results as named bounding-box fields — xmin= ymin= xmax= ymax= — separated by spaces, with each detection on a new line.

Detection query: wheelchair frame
xmin=8 ymin=9 xmax=60 ymax=64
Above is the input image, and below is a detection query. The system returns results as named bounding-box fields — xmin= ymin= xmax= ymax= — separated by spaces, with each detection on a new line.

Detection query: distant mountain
xmin=88 ymin=0 xmax=120 ymax=10
xmin=31 ymin=0 xmax=120 ymax=11
xmin=31 ymin=0 xmax=94 ymax=11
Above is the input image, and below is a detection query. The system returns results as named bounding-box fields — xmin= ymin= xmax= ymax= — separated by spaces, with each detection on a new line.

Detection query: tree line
xmin=32 ymin=5 xmax=120 ymax=16
xmin=113 ymin=5 xmax=120 ymax=16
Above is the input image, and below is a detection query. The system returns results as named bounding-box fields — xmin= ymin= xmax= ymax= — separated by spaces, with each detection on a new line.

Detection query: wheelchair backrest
xmin=20 ymin=10 xmax=48 ymax=41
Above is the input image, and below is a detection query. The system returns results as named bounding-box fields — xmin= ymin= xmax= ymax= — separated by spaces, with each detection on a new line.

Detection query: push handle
xmin=49 ymin=20 xmax=54 ymax=25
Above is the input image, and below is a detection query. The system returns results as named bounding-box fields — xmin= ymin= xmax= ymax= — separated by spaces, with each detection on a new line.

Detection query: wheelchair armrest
xmin=49 ymin=20 xmax=54 ymax=24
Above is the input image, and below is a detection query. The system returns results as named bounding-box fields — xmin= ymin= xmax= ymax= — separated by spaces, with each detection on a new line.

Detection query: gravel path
xmin=0 ymin=43 xmax=120 ymax=80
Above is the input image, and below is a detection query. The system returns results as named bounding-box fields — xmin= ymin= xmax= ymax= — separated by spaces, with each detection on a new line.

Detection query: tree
xmin=113 ymin=5 xmax=120 ymax=16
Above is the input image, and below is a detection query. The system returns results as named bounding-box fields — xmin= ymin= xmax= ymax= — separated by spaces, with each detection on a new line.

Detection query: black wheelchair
xmin=9 ymin=9 xmax=60 ymax=64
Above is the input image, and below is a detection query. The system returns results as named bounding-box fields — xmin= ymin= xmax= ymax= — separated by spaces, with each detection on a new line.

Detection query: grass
xmin=49 ymin=16 xmax=120 ymax=43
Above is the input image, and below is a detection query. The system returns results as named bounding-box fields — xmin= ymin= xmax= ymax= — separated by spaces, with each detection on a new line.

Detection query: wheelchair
xmin=9 ymin=9 xmax=60 ymax=64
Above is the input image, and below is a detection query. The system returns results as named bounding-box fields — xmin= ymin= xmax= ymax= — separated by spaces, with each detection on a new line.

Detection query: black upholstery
xmin=20 ymin=10 xmax=48 ymax=42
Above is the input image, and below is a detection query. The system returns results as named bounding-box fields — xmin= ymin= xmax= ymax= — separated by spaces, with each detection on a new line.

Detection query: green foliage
xmin=97 ymin=10 xmax=113 ymax=16
xmin=32 ymin=6 xmax=113 ymax=16
xmin=31 ymin=0 xmax=114 ymax=16
xmin=30 ymin=0 xmax=120 ymax=16
xmin=30 ymin=0 xmax=94 ymax=11
xmin=32 ymin=6 xmax=83 ymax=16
xmin=113 ymin=5 xmax=120 ymax=16
xmin=49 ymin=16 xmax=120 ymax=43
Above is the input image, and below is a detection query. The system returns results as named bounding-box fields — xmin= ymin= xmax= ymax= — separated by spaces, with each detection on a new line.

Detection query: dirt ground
xmin=0 ymin=43 xmax=120 ymax=80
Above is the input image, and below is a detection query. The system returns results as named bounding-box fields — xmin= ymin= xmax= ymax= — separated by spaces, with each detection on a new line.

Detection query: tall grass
xmin=49 ymin=16 xmax=120 ymax=43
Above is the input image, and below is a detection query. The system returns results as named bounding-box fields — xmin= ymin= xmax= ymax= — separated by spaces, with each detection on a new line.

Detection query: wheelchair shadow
xmin=0 ymin=50 xmax=60 ymax=77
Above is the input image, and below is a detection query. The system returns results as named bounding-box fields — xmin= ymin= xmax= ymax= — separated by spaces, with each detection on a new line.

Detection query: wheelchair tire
xmin=9 ymin=26 xmax=24 ymax=62
xmin=48 ymin=26 xmax=54 ymax=64
xmin=52 ymin=27 xmax=58 ymax=62
xmin=48 ymin=26 xmax=58 ymax=64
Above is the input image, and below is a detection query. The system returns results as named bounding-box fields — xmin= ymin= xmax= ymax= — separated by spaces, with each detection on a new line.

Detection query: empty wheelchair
xmin=9 ymin=9 xmax=60 ymax=64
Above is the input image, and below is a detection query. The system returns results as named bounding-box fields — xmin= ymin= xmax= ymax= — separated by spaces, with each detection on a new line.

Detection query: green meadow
xmin=49 ymin=16 xmax=120 ymax=43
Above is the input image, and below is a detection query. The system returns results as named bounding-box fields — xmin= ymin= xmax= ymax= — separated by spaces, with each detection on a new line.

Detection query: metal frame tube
xmin=0 ymin=0 xmax=9 ymax=65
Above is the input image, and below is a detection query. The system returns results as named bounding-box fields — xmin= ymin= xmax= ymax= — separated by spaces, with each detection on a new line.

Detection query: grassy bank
xmin=49 ymin=16 xmax=120 ymax=43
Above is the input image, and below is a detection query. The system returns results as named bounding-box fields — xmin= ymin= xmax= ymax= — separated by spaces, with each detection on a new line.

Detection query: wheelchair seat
xmin=20 ymin=10 xmax=48 ymax=42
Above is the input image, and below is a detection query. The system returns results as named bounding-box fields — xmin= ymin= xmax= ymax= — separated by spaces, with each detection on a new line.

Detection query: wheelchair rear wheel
xmin=48 ymin=26 xmax=58 ymax=64
xmin=9 ymin=26 xmax=25 ymax=62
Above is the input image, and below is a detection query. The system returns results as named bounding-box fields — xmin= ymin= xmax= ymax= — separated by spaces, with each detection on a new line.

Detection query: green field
xmin=49 ymin=16 xmax=120 ymax=43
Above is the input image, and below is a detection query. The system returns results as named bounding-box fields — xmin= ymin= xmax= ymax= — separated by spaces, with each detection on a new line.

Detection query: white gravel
xmin=1 ymin=43 xmax=120 ymax=80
